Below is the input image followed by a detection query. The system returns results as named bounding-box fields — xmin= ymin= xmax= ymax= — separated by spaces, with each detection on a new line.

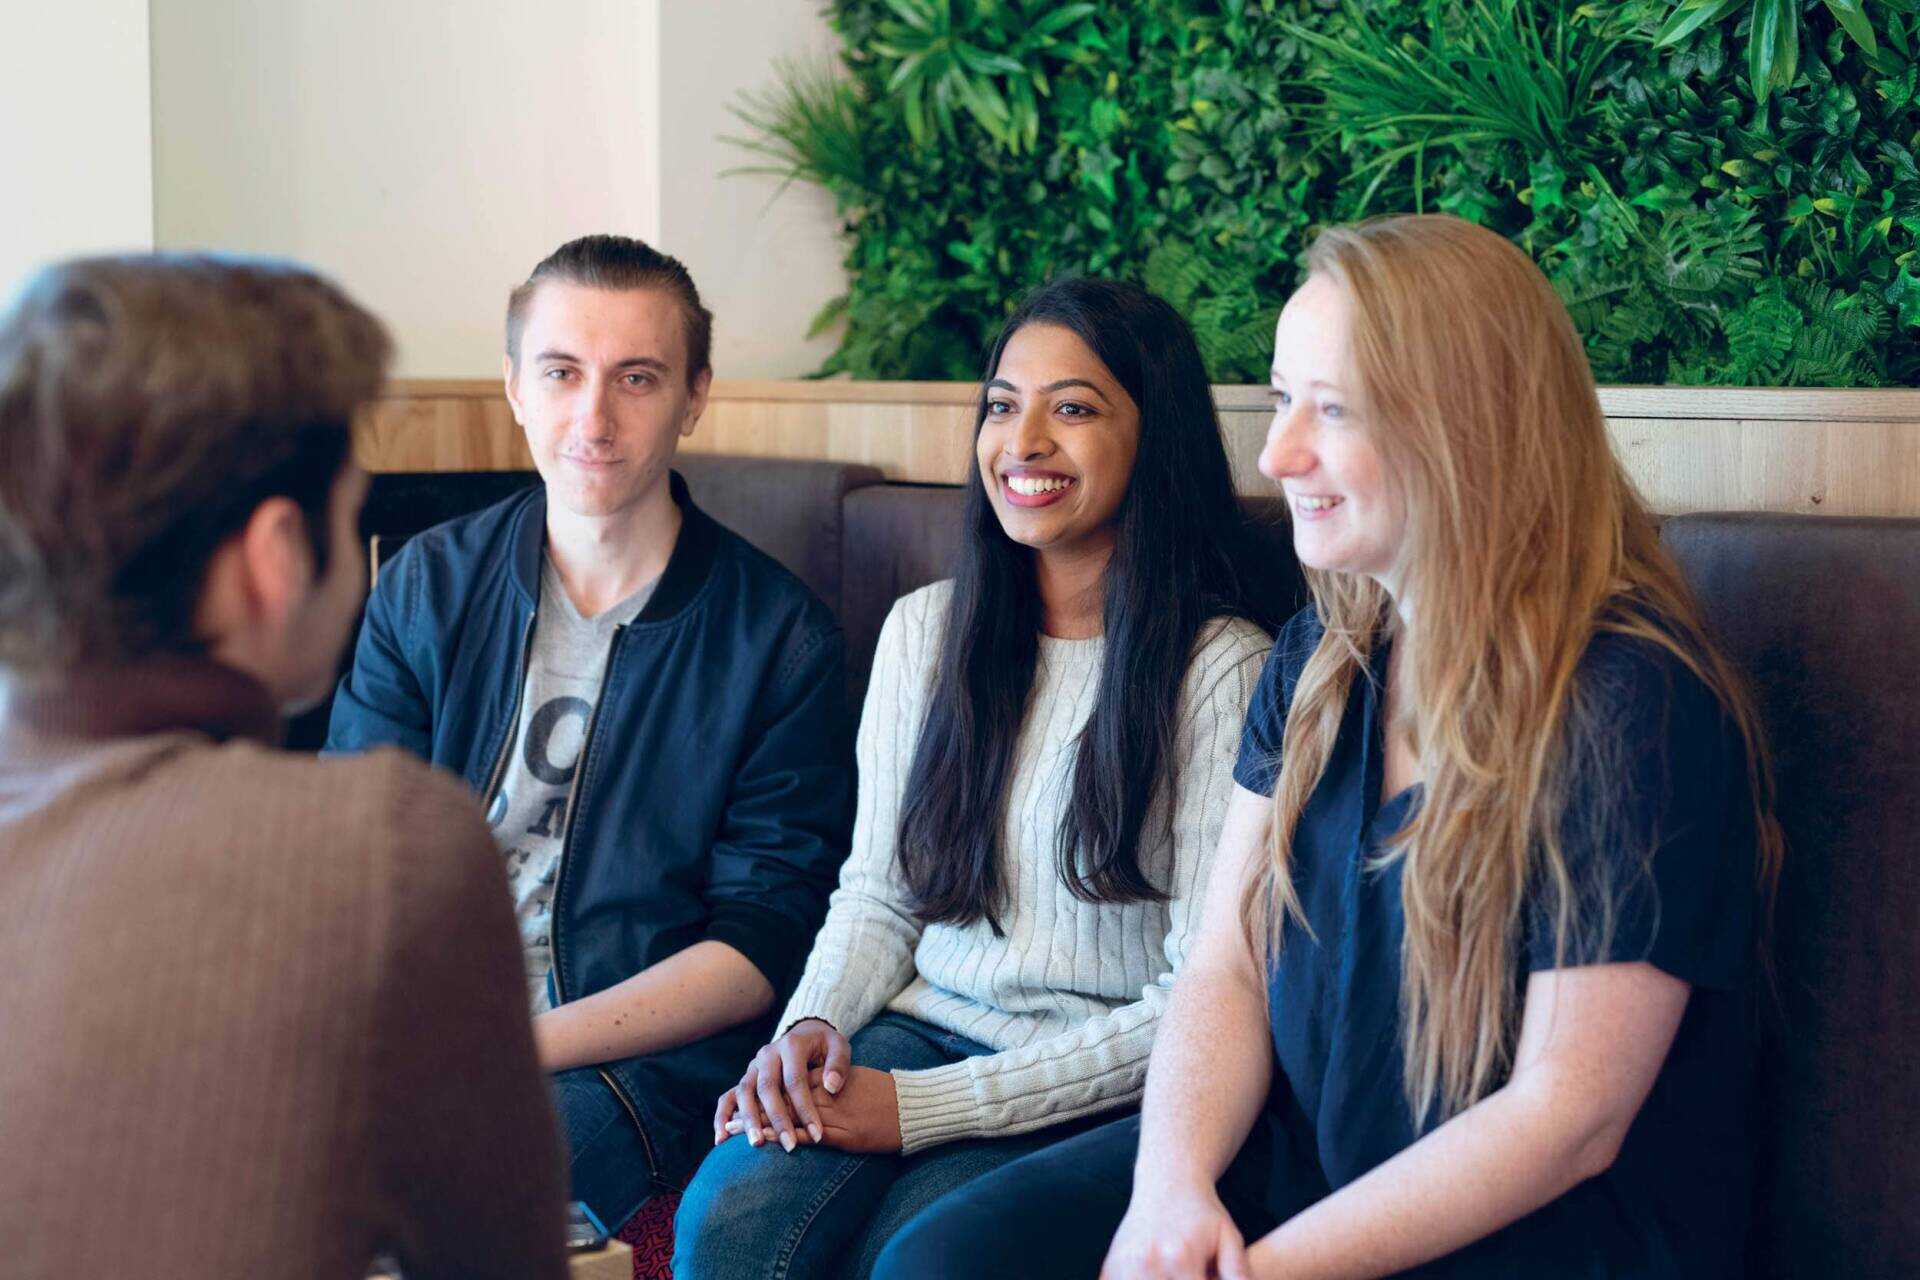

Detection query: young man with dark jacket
xmin=0 ymin=256 xmax=567 ymax=1280
xmin=326 ymin=235 xmax=854 ymax=1229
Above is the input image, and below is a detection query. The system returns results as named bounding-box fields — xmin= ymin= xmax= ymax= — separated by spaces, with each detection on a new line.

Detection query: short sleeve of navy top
xmin=1232 ymin=606 xmax=1760 ymax=1279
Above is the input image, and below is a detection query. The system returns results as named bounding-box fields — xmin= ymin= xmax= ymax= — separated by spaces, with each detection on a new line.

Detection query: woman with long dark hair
xmin=673 ymin=277 xmax=1291 ymax=1278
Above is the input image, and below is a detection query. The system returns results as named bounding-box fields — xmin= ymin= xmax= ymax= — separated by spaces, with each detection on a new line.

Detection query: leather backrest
xmin=1661 ymin=513 xmax=1920 ymax=1280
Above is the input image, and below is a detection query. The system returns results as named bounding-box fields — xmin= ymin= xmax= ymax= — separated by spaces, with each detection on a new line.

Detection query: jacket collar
xmin=508 ymin=469 xmax=721 ymax=621
xmin=2 ymin=655 xmax=280 ymax=747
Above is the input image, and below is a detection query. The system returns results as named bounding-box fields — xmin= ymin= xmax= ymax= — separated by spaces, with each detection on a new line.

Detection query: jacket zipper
xmin=481 ymin=610 xmax=538 ymax=813
xmin=597 ymin=1063 xmax=659 ymax=1183
xmin=547 ymin=624 xmax=662 ymax=1182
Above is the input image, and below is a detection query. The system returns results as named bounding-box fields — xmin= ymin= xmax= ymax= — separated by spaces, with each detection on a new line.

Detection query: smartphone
xmin=566 ymin=1200 xmax=610 ymax=1253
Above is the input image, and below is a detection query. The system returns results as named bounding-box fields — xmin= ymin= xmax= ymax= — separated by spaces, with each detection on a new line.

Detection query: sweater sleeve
xmin=775 ymin=588 xmax=939 ymax=1039
xmin=888 ymin=622 xmax=1270 ymax=1154
xmin=366 ymin=760 xmax=567 ymax=1280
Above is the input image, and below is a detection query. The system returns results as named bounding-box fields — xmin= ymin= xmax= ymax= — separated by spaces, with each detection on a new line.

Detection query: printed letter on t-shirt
xmin=525 ymin=696 xmax=592 ymax=785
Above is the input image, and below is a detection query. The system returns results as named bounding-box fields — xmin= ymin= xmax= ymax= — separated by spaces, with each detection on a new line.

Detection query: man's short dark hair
xmin=0 ymin=254 xmax=392 ymax=673
xmin=505 ymin=235 xmax=713 ymax=385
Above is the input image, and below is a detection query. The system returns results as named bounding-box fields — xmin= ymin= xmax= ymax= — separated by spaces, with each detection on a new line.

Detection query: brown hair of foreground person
xmin=0 ymin=255 xmax=387 ymax=671
xmin=0 ymin=254 xmax=567 ymax=1280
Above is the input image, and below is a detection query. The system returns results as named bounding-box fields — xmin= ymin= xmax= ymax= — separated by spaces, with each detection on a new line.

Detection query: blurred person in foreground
xmin=0 ymin=255 xmax=566 ymax=1280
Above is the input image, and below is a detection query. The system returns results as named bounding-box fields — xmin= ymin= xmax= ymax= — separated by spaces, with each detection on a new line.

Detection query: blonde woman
xmin=873 ymin=215 xmax=1783 ymax=1280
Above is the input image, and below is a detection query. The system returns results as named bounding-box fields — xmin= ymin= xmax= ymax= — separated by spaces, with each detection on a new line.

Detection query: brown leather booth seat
xmin=1661 ymin=515 xmax=1920 ymax=1280
xmin=320 ymin=461 xmax=1917 ymax=1276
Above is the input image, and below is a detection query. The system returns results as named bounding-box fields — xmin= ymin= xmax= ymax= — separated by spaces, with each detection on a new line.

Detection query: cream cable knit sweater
xmin=778 ymin=581 xmax=1270 ymax=1154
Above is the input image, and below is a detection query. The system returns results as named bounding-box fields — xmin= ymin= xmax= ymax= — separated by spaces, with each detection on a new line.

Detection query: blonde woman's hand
xmin=1100 ymin=1185 xmax=1253 ymax=1280
xmin=713 ymin=1017 xmax=851 ymax=1151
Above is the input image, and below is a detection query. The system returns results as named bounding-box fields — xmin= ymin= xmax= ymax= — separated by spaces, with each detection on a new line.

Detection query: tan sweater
xmin=780 ymin=583 xmax=1269 ymax=1153
xmin=0 ymin=659 xmax=566 ymax=1280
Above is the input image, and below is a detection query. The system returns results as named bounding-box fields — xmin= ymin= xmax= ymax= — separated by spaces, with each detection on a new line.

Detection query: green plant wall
xmin=735 ymin=0 xmax=1920 ymax=386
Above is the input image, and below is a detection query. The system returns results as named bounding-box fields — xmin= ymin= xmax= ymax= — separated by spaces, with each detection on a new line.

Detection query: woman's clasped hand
xmin=714 ymin=1017 xmax=903 ymax=1154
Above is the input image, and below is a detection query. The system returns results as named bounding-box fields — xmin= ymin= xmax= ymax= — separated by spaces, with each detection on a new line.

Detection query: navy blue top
xmin=1234 ymin=606 xmax=1759 ymax=1278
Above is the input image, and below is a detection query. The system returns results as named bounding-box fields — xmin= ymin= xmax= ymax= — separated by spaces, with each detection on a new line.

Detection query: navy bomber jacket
xmin=325 ymin=472 xmax=854 ymax=1185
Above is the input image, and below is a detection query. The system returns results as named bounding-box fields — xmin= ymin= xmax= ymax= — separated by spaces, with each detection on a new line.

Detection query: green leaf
xmin=1884 ymin=64 xmax=1920 ymax=108
xmin=1653 ymin=0 xmax=1747 ymax=49
xmin=884 ymin=49 xmax=930 ymax=94
xmin=953 ymin=44 xmax=1027 ymax=77
xmin=902 ymin=77 xmax=929 ymax=144
xmin=804 ymin=293 xmax=851 ymax=340
xmin=1887 ymin=269 xmax=1920 ymax=327
xmin=1028 ymin=3 xmax=1096 ymax=38
xmin=1749 ymin=0 xmax=1783 ymax=101
xmin=721 ymin=58 xmax=870 ymax=193
xmin=1724 ymin=284 xmax=1802 ymax=380
xmin=1889 ymin=13 xmax=1913 ymax=58
xmin=882 ymin=0 xmax=936 ymax=35
xmin=1772 ymin=0 xmax=1800 ymax=92
xmin=1888 ymin=139 xmax=1920 ymax=182
xmin=1821 ymin=0 xmax=1877 ymax=55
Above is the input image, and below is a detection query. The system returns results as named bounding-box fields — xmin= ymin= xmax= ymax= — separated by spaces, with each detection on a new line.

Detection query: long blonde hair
xmin=1241 ymin=215 xmax=1783 ymax=1124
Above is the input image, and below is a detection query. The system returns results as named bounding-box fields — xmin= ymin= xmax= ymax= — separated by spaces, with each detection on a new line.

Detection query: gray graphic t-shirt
xmin=486 ymin=558 xmax=656 ymax=1012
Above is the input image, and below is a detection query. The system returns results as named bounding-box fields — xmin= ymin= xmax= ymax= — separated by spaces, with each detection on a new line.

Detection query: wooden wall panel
xmin=1605 ymin=418 xmax=1920 ymax=517
xmin=354 ymin=379 xmax=1920 ymax=517
xmin=355 ymin=381 xmax=531 ymax=471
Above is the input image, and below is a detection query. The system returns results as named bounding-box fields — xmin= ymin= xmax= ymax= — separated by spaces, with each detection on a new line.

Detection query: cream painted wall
xmin=0 ymin=0 xmax=154 ymax=299
xmin=147 ymin=1 xmax=847 ymax=379
xmin=151 ymin=1 xmax=665 ymax=377
xmin=659 ymin=4 xmax=846 ymax=378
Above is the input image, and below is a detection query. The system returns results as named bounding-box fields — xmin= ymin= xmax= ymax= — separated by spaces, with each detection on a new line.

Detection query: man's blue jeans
xmin=673 ymin=1012 xmax=1104 ymax=1280
xmin=552 ymin=1066 xmax=657 ymax=1233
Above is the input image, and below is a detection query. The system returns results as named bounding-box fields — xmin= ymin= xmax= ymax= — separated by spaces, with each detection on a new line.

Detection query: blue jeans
xmin=552 ymin=1066 xmax=657 ymax=1233
xmin=674 ymin=1012 xmax=1105 ymax=1280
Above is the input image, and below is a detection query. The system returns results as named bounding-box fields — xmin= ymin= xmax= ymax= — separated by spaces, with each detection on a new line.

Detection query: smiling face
xmin=503 ymin=281 xmax=709 ymax=521
xmin=975 ymin=322 xmax=1141 ymax=561
xmin=1260 ymin=274 xmax=1407 ymax=587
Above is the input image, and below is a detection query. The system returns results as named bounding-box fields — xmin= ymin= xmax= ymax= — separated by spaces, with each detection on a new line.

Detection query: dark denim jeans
xmin=552 ymin=1066 xmax=657 ymax=1233
xmin=874 ymin=1110 xmax=1687 ymax=1279
xmin=673 ymin=1012 xmax=1105 ymax=1280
